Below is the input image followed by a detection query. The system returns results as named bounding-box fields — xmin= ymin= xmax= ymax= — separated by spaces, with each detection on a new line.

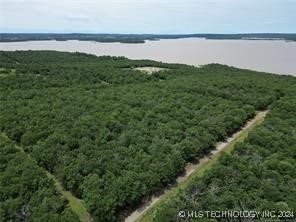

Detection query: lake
xmin=0 ymin=38 xmax=295 ymax=75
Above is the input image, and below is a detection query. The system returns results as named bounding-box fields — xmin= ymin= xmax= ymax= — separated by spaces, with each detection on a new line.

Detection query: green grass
xmin=0 ymin=67 xmax=15 ymax=77
xmin=1 ymin=132 xmax=92 ymax=222
xmin=137 ymin=111 xmax=267 ymax=222
xmin=46 ymin=172 xmax=92 ymax=222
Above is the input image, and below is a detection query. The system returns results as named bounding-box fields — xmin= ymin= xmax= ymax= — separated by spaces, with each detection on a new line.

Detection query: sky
xmin=0 ymin=0 xmax=295 ymax=34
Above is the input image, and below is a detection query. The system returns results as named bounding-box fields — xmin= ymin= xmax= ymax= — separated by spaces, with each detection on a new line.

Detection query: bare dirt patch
xmin=132 ymin=67 xmax=169 ymax=75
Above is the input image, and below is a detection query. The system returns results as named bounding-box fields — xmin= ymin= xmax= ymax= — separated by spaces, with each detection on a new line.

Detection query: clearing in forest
xmin=132 ymin=66 xmax=169 ymax=74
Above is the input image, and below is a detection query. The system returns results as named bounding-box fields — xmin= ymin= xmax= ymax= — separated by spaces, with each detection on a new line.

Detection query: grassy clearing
xmin=137 ymin=111 xmax=268 ymax=222
xmin=0 ymin=67 xmax=15 ymax=77
xmin=46 ymin=172 xmax=92 ymax=222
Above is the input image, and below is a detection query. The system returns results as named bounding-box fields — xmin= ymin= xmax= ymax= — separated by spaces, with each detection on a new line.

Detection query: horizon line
xmin=1 ymin=32 xmax=296 ymax=35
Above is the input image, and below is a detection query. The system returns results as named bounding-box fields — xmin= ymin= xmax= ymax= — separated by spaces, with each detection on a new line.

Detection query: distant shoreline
xmin=1 ymin=33 xmax=295 ymax=43
xmin=1 ymin=38 xmax=295 ymax=75
xmin=0 ymin=38 xmax=293 ymax=45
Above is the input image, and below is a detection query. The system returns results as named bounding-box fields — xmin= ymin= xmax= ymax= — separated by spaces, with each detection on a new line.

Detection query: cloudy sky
xmin=0 ymin=0 xmax=295 ymax=33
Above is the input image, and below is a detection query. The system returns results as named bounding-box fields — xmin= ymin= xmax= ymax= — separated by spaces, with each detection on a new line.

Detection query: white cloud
xmin=0 ymin=0 xmax=295 ymax=33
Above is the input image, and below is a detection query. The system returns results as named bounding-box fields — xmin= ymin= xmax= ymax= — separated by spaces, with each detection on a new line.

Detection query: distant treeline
xmin=0 ymin=33 xmax=296 ymax=43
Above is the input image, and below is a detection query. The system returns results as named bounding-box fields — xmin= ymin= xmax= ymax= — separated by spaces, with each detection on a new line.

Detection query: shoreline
xmin=1 ymin=38 xmax=295 ymax=76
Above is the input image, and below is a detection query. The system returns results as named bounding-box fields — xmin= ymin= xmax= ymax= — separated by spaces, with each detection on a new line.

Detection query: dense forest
xmin=0 ymin=134 xmax=78 ymax=221
xmin=149 ymin=89 xmax=296 ymax=222
xmin=1 ymin=33 xmax=296 ymax=43
xmin=1 ymin=51 xmax=295 ymax=221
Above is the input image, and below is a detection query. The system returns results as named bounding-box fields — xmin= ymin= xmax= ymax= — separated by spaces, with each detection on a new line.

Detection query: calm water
xmin=0 ymin=38 xmax=295 ymax=75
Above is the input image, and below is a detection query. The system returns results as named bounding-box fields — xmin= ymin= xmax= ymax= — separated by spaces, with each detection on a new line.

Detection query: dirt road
xmin=125 ymin=111 xmax=268 ymax=222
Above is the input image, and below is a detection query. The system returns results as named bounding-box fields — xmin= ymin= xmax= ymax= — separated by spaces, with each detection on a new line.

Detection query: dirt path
xmin=125 ymin=111 xmax=268 ymax=222
xmin=1 ymin=133 xmax=92 ymax=222
xmin=45 ymin=172 xmax=93 ymax=222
